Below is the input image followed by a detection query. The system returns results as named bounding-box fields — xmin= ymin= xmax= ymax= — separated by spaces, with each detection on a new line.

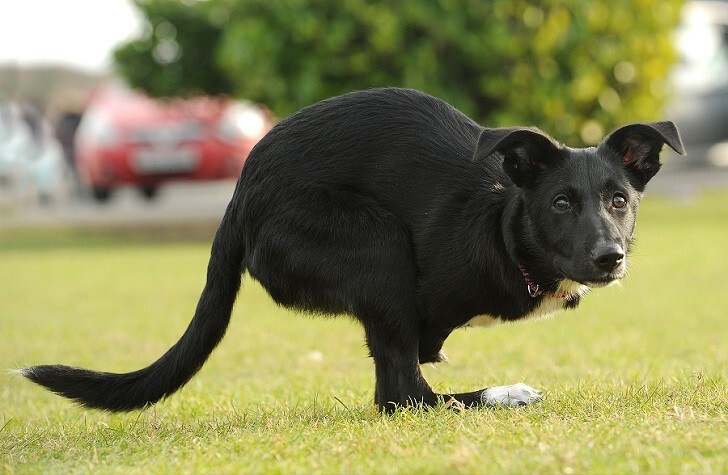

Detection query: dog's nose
xmin=593 ymin=244 xmax=625 ymax=273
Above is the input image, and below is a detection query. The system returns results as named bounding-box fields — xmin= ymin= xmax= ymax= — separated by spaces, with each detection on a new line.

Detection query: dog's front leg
xmin=479 ymin=383 xmax=543 ymax=406
xmin=441 ymin=384 xmax=543 ymax=408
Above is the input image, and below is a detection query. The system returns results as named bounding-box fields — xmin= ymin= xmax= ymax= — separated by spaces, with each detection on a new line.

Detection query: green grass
xmin=1 ymin=191 xmax=727 ymax=474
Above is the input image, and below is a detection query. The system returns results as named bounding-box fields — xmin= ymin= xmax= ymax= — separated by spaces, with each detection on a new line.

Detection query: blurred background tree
xmin=114 ymin=0 xmax=684 ymax=145
xmin=113 ymin=0 xmax=232 ymax=97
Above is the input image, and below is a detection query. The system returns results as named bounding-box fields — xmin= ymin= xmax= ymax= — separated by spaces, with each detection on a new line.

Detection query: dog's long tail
xmin=20 ymin=195 xmax=246 ymax=412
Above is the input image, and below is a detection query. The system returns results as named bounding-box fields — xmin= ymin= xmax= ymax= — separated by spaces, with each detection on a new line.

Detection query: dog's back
xmin=239 ymin=88 xmax=489 ymax=227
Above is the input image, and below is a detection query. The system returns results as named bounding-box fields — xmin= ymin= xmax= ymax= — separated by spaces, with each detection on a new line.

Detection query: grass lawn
xmin=1 ymin=191 xmax=726 ymax=474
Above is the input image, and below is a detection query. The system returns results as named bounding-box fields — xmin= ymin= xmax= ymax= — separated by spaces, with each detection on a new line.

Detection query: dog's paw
xmin=481 ymin=382 xmax=543 ymax=407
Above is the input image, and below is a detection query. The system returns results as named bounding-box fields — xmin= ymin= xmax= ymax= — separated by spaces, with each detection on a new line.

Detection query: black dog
xmin=21 ymin=88 xmax=684 ymax=412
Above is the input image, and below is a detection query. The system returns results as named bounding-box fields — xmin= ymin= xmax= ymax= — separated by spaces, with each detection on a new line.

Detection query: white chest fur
xmin=463 ymin=279 xmax=589 ymax=328
xmin=464 ymin=314 xmax=500 ymax=328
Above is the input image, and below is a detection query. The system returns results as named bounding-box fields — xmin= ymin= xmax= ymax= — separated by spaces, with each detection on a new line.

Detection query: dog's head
xmin=475 ymin=122 xmax=685 ymax=286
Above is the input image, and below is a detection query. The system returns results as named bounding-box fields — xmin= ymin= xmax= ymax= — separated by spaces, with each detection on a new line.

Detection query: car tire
xmin=92 ymin=187 xmax=112 ymax=202
xmin=140 ymin=186 xmax=159 ymax=201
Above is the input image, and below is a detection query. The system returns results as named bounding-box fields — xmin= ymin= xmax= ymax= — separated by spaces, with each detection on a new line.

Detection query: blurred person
xmin=19 ymin=104 xmax=70 ymax=204
xmin=55 ymin=109 xmax=83 ymax=195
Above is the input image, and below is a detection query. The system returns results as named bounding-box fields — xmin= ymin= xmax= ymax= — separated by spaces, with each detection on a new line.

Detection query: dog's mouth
xmin=582 ymin=276 xmax=621 ymax=288
xmin=558 ymin=266 xmax=626 ymax=288
xmin=554 ymin=254 xmax=628 ymax=289
xmin=576 ymin=266 xmax=627 ymax=287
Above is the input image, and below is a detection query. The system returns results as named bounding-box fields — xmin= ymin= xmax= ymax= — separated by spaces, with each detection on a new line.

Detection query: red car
xmin=75 ymin=86 xmax=273 ymax=201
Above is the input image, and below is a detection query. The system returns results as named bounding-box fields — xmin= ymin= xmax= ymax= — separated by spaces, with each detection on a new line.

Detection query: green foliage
xmin=115 ymin=0 xmax=684 ymax=145
xmin=113 ymin=0 xmax=232 ymax=97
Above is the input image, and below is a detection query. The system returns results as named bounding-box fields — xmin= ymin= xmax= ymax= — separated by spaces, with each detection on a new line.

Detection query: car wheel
xmin=140 ymin=186 xmax=159 ymax=201
xmin=92 ymin=187 xmax=112 ymax=202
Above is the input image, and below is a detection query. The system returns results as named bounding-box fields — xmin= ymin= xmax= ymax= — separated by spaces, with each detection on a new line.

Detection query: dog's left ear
xmin=474 ymin=127 xmax=560 ymax=187
xmin=600 ymin=121 xmax=685 ymax=190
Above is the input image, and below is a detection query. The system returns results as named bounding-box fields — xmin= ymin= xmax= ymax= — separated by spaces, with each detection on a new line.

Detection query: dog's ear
xmin=474 ymin=127 xmax=560 ymax=187
xmin=600 ymin=121 xmax=685 ymax=190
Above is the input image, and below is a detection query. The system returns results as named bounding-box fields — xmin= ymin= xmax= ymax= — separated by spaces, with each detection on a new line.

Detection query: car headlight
xmin=217 ymin=103 xmax=266 ymax=143
xmin=77 ymin=110 xmax=119 ymax=147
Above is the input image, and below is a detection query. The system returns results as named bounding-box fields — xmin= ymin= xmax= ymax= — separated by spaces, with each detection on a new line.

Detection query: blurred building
xmin=668 ymin=0 xmax=728 ymax=168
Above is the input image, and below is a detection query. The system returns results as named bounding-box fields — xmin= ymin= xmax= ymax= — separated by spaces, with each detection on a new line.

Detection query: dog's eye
xmin=552 ymin=195 xmax=570 ymax=211
xmin=612 ymin=193 xmax=627 ymax=209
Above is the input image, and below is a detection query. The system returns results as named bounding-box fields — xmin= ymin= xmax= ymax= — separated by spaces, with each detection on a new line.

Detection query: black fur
xmin=22 ymin=88 xmax=684 ymax=412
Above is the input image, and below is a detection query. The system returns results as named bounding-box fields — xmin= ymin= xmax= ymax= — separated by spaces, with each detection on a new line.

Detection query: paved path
xmin=0 ymin=180 xmax=237 ymax=229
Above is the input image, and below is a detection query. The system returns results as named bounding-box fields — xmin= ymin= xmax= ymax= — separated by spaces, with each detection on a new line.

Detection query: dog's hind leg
xmin=246 ymin=188 xmax=439 ymax=411
xmin=348 ymin=211 xmax=439 ymax=412
xmin=362 ymin=305 xmax=438 ymax=412
xmin=418 ymin=330 xmax=451 ymax=364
